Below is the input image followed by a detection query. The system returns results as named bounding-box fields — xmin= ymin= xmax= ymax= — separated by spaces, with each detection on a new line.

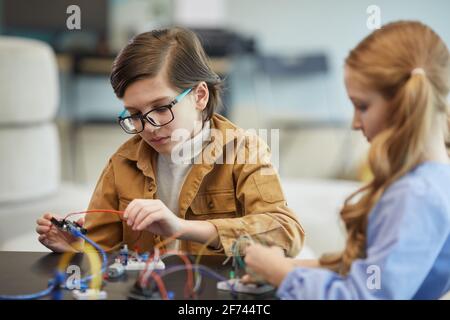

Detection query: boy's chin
xmin=148 ymin=141 xmax=173 ymax=155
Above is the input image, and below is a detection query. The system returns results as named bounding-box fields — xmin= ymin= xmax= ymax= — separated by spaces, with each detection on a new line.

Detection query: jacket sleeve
xmin=82 ymin=158 xmax=123 ymax=252
xmin=208 ymin=137 xmax=305 ymax=257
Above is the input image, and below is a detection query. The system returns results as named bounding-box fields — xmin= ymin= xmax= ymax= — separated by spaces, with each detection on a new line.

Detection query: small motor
xmin=107 ymin=260 xmax=125 ymax=279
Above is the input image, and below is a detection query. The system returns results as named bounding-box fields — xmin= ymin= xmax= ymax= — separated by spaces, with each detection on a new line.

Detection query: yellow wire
xmin=193 ymin=233 xmax=221 ymax=290
xmin=84 ymin=243 xmax=102 ymax=291
xmin=57 ymin=252 xmax=77 ymax=273
xmin=57 ymin=243 xmax=102 ymax=293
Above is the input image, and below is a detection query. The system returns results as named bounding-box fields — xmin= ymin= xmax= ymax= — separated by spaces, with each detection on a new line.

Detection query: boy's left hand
xmin=123 ymin=199 xmax=184 ymax=237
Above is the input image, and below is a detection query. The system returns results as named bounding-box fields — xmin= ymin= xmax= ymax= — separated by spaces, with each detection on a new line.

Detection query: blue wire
xmin=67 ymin=227 xmax=108 ymax=287
xmin=0 ymin=225 xmax=107 ymax=300
xmin=0 ymin=282 xmax=57 ymax=300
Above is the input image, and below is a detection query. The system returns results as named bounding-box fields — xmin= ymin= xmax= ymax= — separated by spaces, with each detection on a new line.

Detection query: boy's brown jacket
xmin=84 ymin=114 xmax=304 ymax=256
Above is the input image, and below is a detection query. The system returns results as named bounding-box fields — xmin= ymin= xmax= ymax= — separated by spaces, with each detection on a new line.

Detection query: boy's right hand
xmin=36 ymin=213 xmax=83 ymax=252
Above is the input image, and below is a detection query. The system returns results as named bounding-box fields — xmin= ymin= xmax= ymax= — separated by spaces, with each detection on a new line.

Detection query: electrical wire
xmin=193 ymin=233 xmax=223 ymax=292
xmin=63 ymin=209 xmax=124 ymax=220
xmin=0 ymin=282 xmax=57 ymax=300
xmin=139 ymin=249 xmax=194 ymax=299
xmin=63 ymin=211 xmax=190 ymax=298
xmin=0 ymin=220 xmax=107 ymax=300
xmin=63 ymin=209 xmax=146 ymax=250
xmin=158 ymin=264 xmax=237 ymax=297
xmin=162 ymin=264 xmax=228 ymax=283
xmin=67 ymin=227 xmax=107 ymax=287
xmin=146 ymin=271 xmax=169 ymax=300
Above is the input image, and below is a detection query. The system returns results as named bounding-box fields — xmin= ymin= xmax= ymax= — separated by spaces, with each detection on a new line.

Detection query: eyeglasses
xmin=117 ymin=88 xmax=193 ymax=134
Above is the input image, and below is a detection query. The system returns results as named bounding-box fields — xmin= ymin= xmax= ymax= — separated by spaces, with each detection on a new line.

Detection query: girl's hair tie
xmin=411 ymin=67 xmax=426 ymax=76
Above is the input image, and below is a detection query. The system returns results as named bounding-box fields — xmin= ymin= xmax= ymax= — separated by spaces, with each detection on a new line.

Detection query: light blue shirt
xmin=277 ymin=161 xmax=450 ymax=300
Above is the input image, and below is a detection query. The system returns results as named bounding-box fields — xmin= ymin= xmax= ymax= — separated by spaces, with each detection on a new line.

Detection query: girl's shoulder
xmin=388 ymin=161 xmax=450 ymax=196
xmin=377 ymin=161 xmax=450 ymax=219
xmin=367 ymin=162 xmax=450 ymax=235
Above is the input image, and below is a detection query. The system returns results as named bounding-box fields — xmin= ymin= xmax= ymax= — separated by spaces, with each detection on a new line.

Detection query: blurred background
xmin=0 ymin=0 xmax=449 ymax=257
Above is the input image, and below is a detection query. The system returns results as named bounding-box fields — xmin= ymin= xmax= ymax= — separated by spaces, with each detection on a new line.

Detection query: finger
xmin=135 ymin=211 xmax=163 ymax=231
xmin=123 ymin=200 xmax=136 ymax=220
xmin=124 ymin=199 xmax=153 ymax=218
xmin=124 ymin=199 xmax=141 ymax=221
xmin=38 ymin=234 xmax=48 ymax=246
xmin=244 ymin=254 xmax=251 ymax=265
xmin=125 ymin=202 xmax=140 ymax=225
xmin=43 ymin=212 xmax=60 ymax=220
xmin=244 ymin=243 xmax=256 ymax=255
xmin=36 ymin=225 xmax=51 ymax=234
xmin=76 ymin=217 xmax=85 ymax=226
xmin=244 ymin=252 xmax=257 ymax=268
xmin=240 ymin=274 xmax=255 ymax=284
xmin=36 ymin=218 xmax=52 ymax=227
xmin=133 ymin=206 xmax=161 ymax=229
xmin=131 ymin=207 xmax=148 ymax=229
xmin=127 ymin=200 xmax=159 ymax=225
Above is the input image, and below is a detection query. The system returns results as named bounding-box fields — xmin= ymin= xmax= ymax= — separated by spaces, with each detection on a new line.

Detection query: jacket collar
xmin=116 ymin=113 xmax=238 ymax=181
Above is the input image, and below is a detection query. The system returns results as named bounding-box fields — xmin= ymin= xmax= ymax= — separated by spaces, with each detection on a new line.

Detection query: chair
xmin=0 ymin=36 xmax=92 ymax=251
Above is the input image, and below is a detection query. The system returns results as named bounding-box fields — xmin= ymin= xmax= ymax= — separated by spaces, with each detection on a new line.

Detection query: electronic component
xmin=118 ymin=246 xmax=165 ymax=271
xmin=72 ymin=289 xmax=107 ymax=300
xmin=217 ymin=278 xmax=275 ymax=295
xmin=119 ymin=244 xmax=129 ymax=265
xmin=50 ymin=217 xmax=87 ymax=235
xmin=125 ymin=259 xmax=165 ymax=271
xmin=107 ymin=261 xmax=125 ymax=279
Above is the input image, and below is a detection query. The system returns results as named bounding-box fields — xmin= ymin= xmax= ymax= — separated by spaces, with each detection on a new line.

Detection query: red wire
xmin=64 ymin=209 xmax=124 ymax=220
xmin=139 ymin=249 xmax=195 ymax=299
xmin=63 ymin=209 xmax=144 ymax=243
xmin=148 ymin=272 xmax=169 ymax=300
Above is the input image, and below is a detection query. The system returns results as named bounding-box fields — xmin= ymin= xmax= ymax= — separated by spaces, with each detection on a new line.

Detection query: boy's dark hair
xmin=110 ymin=27 xmax=223 ymax=121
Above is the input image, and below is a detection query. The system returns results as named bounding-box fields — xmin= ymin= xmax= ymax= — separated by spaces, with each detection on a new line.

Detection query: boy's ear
xmin=194 ymin=81 xmax=209 ymax=111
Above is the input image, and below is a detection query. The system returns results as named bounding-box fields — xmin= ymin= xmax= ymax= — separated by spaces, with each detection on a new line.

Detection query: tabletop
xmin=0 ymin=251 xmax=277 ymax=300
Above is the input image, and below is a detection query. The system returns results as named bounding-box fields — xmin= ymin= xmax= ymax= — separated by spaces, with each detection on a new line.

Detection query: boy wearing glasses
xmin=36 ymin=27 xmax=304 ymax=256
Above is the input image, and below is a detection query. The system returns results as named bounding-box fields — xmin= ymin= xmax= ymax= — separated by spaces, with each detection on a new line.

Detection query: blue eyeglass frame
xmin=117 ymin=87 xmax=193 ymax=133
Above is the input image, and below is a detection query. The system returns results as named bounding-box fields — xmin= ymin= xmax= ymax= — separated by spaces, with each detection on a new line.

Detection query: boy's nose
xmin=352 ymin=113 xmax=362 ymax=131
